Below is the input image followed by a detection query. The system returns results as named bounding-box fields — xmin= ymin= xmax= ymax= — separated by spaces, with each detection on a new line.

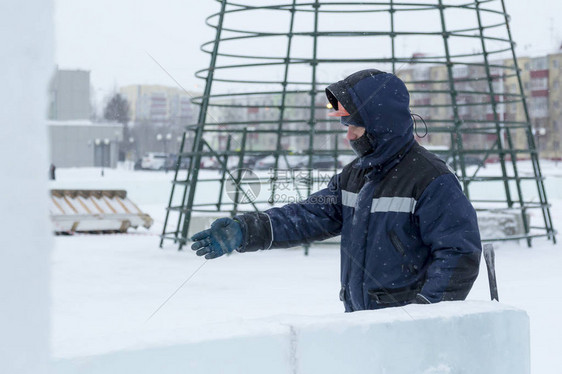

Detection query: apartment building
xmin=398 ymin=51 xmax=562 ymax=159
xmin=119 ymin=85 xmax=199 ymax=127
xmin=119 ymin=85 xmax=201 ymax=157
xmin=206 ymin=92 xmax=329 ymax=154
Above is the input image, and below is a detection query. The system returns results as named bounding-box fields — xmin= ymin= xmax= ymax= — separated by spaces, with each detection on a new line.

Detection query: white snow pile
xmin=49 ymin=164 xmax=562 ymax=374
xmin=54 ymin=302 xmax=528 ymax=374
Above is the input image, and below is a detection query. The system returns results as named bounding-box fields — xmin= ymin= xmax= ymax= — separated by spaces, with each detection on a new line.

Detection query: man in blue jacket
xmin=191 ymin=69 xmax=482 ymax=312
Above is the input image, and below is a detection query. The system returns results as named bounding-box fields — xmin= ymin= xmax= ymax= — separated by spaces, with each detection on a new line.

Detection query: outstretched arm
xmin=235 ymin=174 xmax=343 ymax=252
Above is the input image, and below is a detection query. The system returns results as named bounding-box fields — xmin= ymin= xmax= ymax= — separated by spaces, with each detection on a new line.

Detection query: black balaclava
xmin=349 ymin=131 xmax=377 ymax=158
xmin=340 ymin=113 xmax=377 ymax=157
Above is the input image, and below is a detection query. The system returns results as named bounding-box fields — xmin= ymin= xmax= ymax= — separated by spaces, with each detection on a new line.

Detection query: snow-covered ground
xmin=49 ymin=162 xmax=562 ymax=373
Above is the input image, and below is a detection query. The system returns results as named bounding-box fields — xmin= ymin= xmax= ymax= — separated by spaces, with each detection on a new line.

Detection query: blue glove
xmin=190 ymin=217 xmax=243 ymax=259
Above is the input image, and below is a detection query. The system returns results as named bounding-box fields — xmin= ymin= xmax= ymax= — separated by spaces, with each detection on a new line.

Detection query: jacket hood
xmin=326 ymin=69 xmax=414 ymax=169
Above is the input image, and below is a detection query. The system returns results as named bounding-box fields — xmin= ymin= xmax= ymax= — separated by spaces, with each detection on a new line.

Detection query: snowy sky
xmin=54 ymin=0 xmax=562 ymax=103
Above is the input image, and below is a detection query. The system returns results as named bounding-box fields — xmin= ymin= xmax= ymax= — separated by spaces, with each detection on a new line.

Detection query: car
xmin=253 ymin=155 xmax=305 ymax=170
xmin=252 ymin=154 xmax=343 ymax=171
xmin=296 ymin=155 xmax=343 ymax=170
xmin=165 ymin=154 xmax=191 ymax=170
xmin=225 ymin=153 xmax=270 ymax=170
xmin=424 ymin=146 xmax=485 ymax=168
xmin=141 ymin=152 xmax=168 ymax=170
xmin=200 ymin=156 xmax=220 ymax=169
xmin=134 ymin=158 xmax=143 ymax=170
xmin=447 ymin=155 xmax=485 ymax=168
xmin=243 ymin=153 xmax=270 ymax=169
xmin=338 ymin=154 xmax=357 ymax=167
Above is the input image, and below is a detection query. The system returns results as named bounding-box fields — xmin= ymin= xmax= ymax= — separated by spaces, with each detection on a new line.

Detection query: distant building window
xmin=452 ymin=66 xmax=468 ymax=79
xmin=531 ymin=57 xmax=548 ymax=70
xmin=531 ymin=77 xmax=548 ymax=91
xmin=530 ymin=97 xmax=548 ymax=118
xmin=554 ymin=81 xmax=560 ymax=90
xmin=553 ymin=60 xmax=559 ymax=68
xmin=413 ymin=67 xmax=430 ymax=81
xmin=524 ymin=62 xmax=530 ymax=70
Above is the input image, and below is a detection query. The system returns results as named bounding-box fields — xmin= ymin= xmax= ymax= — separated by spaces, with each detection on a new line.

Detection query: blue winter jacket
xmin=235 ymin=70 xmax=482 ymax=312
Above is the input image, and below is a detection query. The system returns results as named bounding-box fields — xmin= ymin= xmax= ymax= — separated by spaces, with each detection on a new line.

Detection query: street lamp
xmin=128 ymin=137 xmax=136 ymax=164
xmin=102 ymin=138 xmax=110 ymax=176
xmin=94 ymin=138 xmax=110 ymax=176
xmin=94 ymin=138 xmax=102 ymax=176
xmin=533 ymin=127 xmax=546 ymax=153
xmin=248 ymin=126 xmax=256 ymax=151
xmin=156 ymin=133 xmax=172 ymax=154
xmin=166 ymin=133 xmax=172 ymax=151
xmin=156 ymin=133 xmax=163 ymax=153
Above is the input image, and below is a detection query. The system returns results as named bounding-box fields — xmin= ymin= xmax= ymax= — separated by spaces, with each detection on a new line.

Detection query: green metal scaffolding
xmin=160 ymin=0 xmax=556 ymax=250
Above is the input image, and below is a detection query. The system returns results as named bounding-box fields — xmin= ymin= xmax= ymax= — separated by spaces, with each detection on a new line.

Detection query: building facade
xmin=119 ymin=85 xmax=200 ymax=158
xmin=48 ymin=69 xmax=124 ymax=168
xmin=48 ymin=121 xmax=123 ymax=168
xmin=205 ymin=91 xmax=338 ymax=156
xmin=49 ymin=69 xmax=91 ymax=121
xmin=120 ymin=85 xmax=199 ymax=127
xmin=397 ymin=51 xmax=562 ymax=159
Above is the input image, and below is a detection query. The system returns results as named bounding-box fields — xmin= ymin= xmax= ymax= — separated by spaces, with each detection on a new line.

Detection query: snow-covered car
xmin=447 ymin=155 xmax=485 ymax=167
xmin=295 ymin=155 xmax=343 ymax=170
xmin=200 ymin=157 xmax=220 ymax=169
xmin=226 ymin=153 xmax=270 ymax=170
xmin=141 ymin=152 xmax=168 ymax=170
xmin=164 ymin=154 xmax=191 ymax=170
xmin=338 ymin=154 xmax=357 ymax=167
xmin=253 ymin=155 xmax=305 ymax=170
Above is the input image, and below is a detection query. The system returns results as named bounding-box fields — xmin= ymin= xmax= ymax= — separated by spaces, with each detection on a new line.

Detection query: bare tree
xmin=104 ymin=94 xmax=130 ymax=160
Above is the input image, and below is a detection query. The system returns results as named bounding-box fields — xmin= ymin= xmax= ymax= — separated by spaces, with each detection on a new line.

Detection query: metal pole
xmin=217 ymin=134 xmax=232 ymax=210
xmin=437 ymin=0 xmax=470 ymax=197
xmin=271 ymin=0 xmax=297 ymax=205
xmin=307 ymin=0 xmax=320 ymax=198
xmin=160 ymin=130 xmax=187 ymax=247
xmin=232 ymin=129 xmax=248 ymax=216
xmin=179 ymin=0 xmax=228 ymax=249
xmin=390 ymin=0 xmax=396 ymax=74
xmin=500 ymin=0 xmax=556 ymax=244
xmin=474 ymin=0 xmax=514 ymax=208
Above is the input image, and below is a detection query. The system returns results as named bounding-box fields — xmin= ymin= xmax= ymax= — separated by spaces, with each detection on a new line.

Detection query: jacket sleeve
xmin=235 ymin=174 xmax=343 ymax=251
xmin=414 ymin=173 xmax=482 ymax=303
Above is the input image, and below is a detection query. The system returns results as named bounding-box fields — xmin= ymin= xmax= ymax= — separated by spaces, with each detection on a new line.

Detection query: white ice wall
xmin=54 ymin=301 xmax=529 ymax=374
xmin=0 ymin=1 xmax=53 ymax=374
